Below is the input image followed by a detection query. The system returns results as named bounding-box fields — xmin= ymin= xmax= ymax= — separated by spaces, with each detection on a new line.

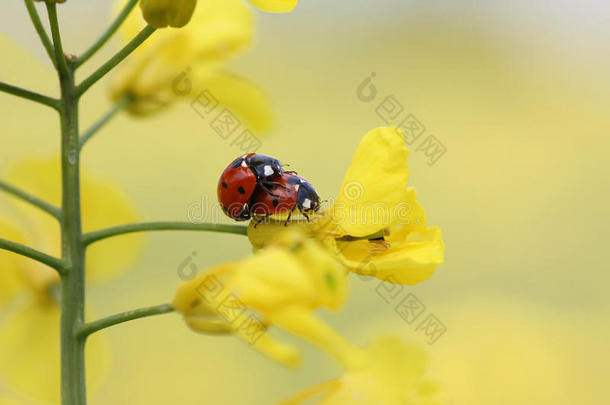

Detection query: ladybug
xmin=217 ymin=153 xmax=286 ymax=220
xmin=250 ymin=173 xmax=321 ymax=227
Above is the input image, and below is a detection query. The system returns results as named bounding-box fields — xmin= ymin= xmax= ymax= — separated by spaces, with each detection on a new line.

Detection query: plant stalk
xmin=48 ymin=3 xmax=88 ymax=401
xmin=58 ymin=65 xmax=87 ymax=405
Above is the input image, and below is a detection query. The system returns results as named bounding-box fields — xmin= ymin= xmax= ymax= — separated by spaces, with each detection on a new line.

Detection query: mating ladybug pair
xmin=217 ymin=153 xmax=321 ymax=226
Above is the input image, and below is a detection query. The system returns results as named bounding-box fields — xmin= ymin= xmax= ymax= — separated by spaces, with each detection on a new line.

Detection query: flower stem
xmin=78 ymin=304 xmax=175 ymax=338
xmin=0 ymin=237 xmax=65 ymax=272
xmin=73 ymin=0 xmax=139 ymax=69
xmin=23 ymin=0 xmax=57 ymax=68
xmin=46 ymin=3 xmax=70 ymax=77
xmin=0 ymin=81 xmax=59 ymax=110
xmin=82 ymin=221 xmax=248 ymax=246
xmin=47 ymin=5 xmax=87 ymax=403
xmin=75 ymin=25 xmax=156 ymax=97
xmin=0 ymin=179 xmax=62 ymax=219
xmin=79 ymin=94 xmax=132 ymax=150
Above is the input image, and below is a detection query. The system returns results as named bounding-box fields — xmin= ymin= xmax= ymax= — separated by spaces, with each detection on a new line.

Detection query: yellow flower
xmin=173 ymin=231 xmax=360 ymax=368
xmin=249 ymin=127 xmax=445 ymax=285
xmin=0 ymin=155 xmax=142 ymax=403
xmin=247 ymin=0 xmax=298 ymax=13
xmin=111 ymin=0 xmax=273 ymax=132
xmin=139 ymin=0 xmax=197 ymax=28
xmin=279 ymin=337 xmax=447 ymax=405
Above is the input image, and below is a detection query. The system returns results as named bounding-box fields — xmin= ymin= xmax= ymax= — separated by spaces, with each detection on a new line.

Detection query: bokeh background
xmin=1 ymin=0 xmax=609 ymax=404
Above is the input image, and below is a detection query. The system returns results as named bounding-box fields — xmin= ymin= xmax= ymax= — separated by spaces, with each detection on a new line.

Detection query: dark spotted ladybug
xmin=217 ymin=153 xmax=285 ymax=220
xmin=250 ymin=173 xmax=321 ymax=227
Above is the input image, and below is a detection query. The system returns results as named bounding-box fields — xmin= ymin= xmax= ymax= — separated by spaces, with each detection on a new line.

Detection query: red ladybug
xmin=250 ymin=173 xmax=321 ymax=226
xmin=217 ymin=154 xmax=285 ymax=220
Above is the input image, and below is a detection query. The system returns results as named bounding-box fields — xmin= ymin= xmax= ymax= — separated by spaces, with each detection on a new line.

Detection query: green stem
xmin=78 ymin=304 xmax=174 ymax=338
xmin=0 ymin=237 xmax=65 ymax=272
xmin=75 ymin=25 xmax=156 ymax=97
xmin=23 ymin=0 xmax=57 ymax=68
xmin=46 ymin=3 xmax=70 ymax=77
xmin=79 ymin=95 xmax=132 ymax=150
xmin=47 ymin=6 xmax=87 ymax=403
xmin=83 ymin=222 xmax=249 ymax=246
xmin=73 ymin=0 xmax=139 ymax=69
xmin=0 ymin=180 xmax=62 ymax=219
xmin=0 ymin=81 xmax=59 ymax=110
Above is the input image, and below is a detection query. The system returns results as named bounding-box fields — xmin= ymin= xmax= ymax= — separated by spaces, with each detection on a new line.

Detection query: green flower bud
xmin=139 ymin=0 xmax=197 ymax=28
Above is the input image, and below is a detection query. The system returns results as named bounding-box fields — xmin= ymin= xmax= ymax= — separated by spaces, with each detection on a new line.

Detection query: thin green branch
xmin=83 ymin=222 xmax=249 ymax=246
xmin=46 ymin=2 xmax=70 ymax=76
xmin=24 ymin=0 xmax=57 ymax=68
xmin=79 ymin=95 xmax=132 ymax=150
xmin=78 ymin=303 xmax=175 ymax=338
xmin=0 ymin=237 xmax=65 ymax=273
xmin=0 ymin=81 xmax=60 ymax=110
xmin=75 ymin=25 xmax=156 ymax=97
xmin=73 ymin=0 xmax=139 ymax=69
xmin=0 ymin=180 xmax=62 ymax=220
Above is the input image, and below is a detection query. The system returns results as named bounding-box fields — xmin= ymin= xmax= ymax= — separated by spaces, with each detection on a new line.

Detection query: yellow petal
xmin=80 ymin=175 xmax=142 ymax=282
xmin=266 ymin=230 xmax=348 ymax=310
xmin=112 ymin=0 xmax=253 ymax=114
xmin=238 ymin=329 xmax=301 ymax=368
xmin=329 ymin=127 xmax=410 ymax=237
xmin=248 ymin=0 xmax=298 ymax=13
xmin=386 ymin=187 xmax=428 ymax=242
xmin=0 ymin=301 xmax=109 ymax=404
xmin=284 ymin=337 xmax=447 ymax=405
xmin=339 ymin=227 xmax=444 ymax=285
xmin=173 ymin=261 xmax=237 ymax=314
xmin=4 ymin=155 xmax=142 ymax=282
xmin=198 ymin=70 xmax=273 ymax=133
xmin=269 ymin=307 xmax=362 ymax=369
xmin=139 ymin=0 xmax=197 ymax=28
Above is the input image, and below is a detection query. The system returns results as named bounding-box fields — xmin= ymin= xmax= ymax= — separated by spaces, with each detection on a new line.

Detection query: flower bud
xmin=139 ymin=0 xmax=197 ymax=28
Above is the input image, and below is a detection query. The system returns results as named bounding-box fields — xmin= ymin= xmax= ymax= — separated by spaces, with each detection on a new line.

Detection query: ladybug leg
xmin=254 ymin=214 xmax=271 ymax=228
xmin=266 ymin=181 xmax=288 ymax=190
xmin=284 ymin=207 xmax=296 ymax=226
xmin=258 ymin=182 xmax=282 ymax=198
xmin=284 ymin=170 xmax=298 ymax=175
xmin=297 ymin=204 xmax=311 ymax=222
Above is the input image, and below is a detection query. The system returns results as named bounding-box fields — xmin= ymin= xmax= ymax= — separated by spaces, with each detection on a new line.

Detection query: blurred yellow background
xmin=1 ymin=1 xmax=609 ymax=404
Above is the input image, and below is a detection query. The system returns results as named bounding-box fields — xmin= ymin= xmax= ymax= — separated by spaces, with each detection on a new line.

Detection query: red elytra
xmin=217 ymin=154 xmax=258 ymax=220
xmin=250 ymin=174 xmax=298 ymax=216
xmin=250 ymin=173 xmax=321 ymax=226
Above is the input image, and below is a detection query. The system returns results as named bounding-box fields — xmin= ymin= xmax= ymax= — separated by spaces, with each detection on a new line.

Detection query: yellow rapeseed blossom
xmin=140 ymin=0 xmax=197 ymax=28
xmin=247 ymin=0 xmax=298 ymax=13
xmin=173 ymin=231 xmax=361 ymax=368
xmin=111 ymin=0 xmax=272 ymax=132
xmin=0 ymin=155 xmax=141 ymax=403
xmin=249 ymin=127 xmax=445 ymax=285
xmin=279 ymin=337 xmax=447 ymax=405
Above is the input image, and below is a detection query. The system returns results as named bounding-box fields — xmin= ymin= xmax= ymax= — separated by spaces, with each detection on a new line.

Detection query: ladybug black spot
xmin=222 ymin=181 xmax=228 ymax=189
xmin=238 ymin=186 xmax=246 ymax=194
xmin=272 ymin=199 xmax=279 ymax=207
